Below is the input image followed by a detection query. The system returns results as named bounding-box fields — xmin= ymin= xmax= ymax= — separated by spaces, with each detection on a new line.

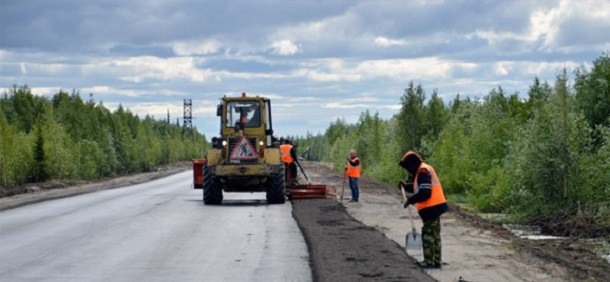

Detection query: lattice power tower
xmin=183 ymin=99 xmax=193 ymax=139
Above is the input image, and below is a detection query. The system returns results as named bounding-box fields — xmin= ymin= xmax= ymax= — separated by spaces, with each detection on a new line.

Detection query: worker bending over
xmin=346 ymin=150 xmax=361 ymax=202
xmin=279 ymin=139 xmax=298 ymax=185
xmin=400 ymin=151 xmax=448 ymax=269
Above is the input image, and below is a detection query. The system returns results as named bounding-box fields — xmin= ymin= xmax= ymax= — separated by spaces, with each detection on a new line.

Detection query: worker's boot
xmin=417 ymin=261 xmax=441 ymax=269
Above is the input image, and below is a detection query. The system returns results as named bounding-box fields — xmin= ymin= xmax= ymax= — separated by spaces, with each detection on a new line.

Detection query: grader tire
xmin=266 ymin=165 xmax=286 ymax=204
xmin=203 ymin=166 xmax=223 ymax=205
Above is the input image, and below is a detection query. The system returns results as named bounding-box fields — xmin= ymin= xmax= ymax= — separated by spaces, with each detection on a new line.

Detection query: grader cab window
xmin=226 ymin=101 xmax=261 ymax=128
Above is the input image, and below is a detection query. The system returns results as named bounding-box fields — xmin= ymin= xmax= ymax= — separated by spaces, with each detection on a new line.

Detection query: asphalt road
xmin=0 ymin=171 xmax=311 ymax=282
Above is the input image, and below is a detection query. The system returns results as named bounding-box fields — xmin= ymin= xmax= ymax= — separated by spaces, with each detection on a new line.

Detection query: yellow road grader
xmin=193 ymin=93 xmax=329 ymax=204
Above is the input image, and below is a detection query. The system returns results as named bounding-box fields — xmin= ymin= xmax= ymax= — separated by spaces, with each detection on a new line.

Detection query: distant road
xmin=0 ymin=171 xmax=311 ymax=281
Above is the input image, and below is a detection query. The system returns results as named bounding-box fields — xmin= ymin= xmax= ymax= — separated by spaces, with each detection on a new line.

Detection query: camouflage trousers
xmin=422 ymin=217 xmax=442 ymax=265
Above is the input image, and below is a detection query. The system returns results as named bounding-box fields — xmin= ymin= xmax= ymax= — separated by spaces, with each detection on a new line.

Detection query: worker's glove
xmin=399 ymin=181 xmax=414 ymax=193
xmin=403 ymin=198 xmax=411 ymax=208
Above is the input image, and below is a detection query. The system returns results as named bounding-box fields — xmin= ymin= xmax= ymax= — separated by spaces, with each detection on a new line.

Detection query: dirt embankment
xmin=451 ymin=204 xmax=610 ymax=282
xmin=301 ymin=161 xmax=610 ymax=282
xmin=0 ymin=162 xmax=191 ymax=211
xmin=292 ymin=198 xmax=434 ymax=282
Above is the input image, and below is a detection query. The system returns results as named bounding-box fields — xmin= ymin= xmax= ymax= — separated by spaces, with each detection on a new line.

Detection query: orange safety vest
xmin=346 ymin=157 xmax=361 ymax=178
xmin=280 ymin=144 xmax=294 ymax=163
xmin=413 ymin=163 xmax=447 ymax=211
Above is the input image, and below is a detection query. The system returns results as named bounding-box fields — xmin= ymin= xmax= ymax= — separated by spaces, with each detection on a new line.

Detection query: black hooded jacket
xmin=400 ymin=152 xmax=448 ymax=221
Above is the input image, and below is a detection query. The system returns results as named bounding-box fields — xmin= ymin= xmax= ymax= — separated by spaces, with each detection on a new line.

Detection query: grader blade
xmin=287 ymin=184 xmax=336 ymax=199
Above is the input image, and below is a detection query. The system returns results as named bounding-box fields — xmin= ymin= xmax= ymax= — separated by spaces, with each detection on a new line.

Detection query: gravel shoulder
xmin=0 ymin=162 xmax=191 ymax=211
xmin=300 ymin=161 xmax=606 ymax=282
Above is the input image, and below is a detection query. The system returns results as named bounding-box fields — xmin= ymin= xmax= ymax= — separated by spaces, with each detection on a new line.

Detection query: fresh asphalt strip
xmin=292 ymin=198 xmax=435 ymax=282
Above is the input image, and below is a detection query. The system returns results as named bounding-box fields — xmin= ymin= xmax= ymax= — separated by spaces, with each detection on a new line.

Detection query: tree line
xmin=0 ymin=86 xmax=207 ymax=188
xmin=296 ymin=53 xmax=610 ymax=227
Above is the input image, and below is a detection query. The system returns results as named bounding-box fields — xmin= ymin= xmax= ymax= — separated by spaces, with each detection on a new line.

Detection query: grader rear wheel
xmin=203 ymin=165 xmax=223 ymax=205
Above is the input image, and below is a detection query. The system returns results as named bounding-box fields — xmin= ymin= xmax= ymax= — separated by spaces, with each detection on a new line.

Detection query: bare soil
xmin=301 ymin=161 xmax=610 ymax=282
xmin=528 ymin=212 xmax=610 ymax=238
xmin=0 ymin=162 xmax=191 ymax=211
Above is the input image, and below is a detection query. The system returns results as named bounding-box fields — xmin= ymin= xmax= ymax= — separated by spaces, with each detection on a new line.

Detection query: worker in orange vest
xmin=346 ymin=150 xmax=361 ymax=202
xmin=279 ymin=139 xmax=298 ymax=185
xmin=399 ymin=151 xmax=448 ymax=269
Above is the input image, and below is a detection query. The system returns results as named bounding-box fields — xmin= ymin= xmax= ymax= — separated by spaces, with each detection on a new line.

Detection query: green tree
xmin=575 ymin=52 xmax=610 ymax=130
xmin=425 ymin=89 xmax=448 ymax=139
xmin=39 ymin=104 xmax=76 ymax=179
xmin=0 ymin=108 xmax=14 ymax=187
xmin=506 ymin=72 xmax=592 ymax=214
xmin=428 ymin=107 xmax=472 ymax=195
xmin=33 ymin=123 xmax=47 ymax=182
xmin=397 ymin=81 xmax=426 ymax=151
xmin=527 ymin=77 xmax=551 ymax=112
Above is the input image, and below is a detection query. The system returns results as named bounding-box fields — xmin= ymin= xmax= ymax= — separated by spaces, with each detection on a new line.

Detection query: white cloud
xmin=272 ymin=8 xmax=364 ymax=46
xmin=270 ymin=40 xmax=300 ymax=55
xmin=494 ymin=62 xmax=513 ymax=75
xmin=518 ymin=61 xmax=581 ymax=76
xmin=274 ymin=96 xmax=322 ymax=108
xmin=105 ymin=102 xmax=216 ymax=119
xmin=471 ymin=0 xmax=610 ymax=53
xmin=79 ymin=85 xmax=184 ymax=97
xmin=293 ymin=57 xmax=478 ymax=82
xmin=295 ymin=68 xmax=362 ymax=82
xmin=482 ymin=60 xmax=582 ymax=78
xmin=15 ymin=63 xmax=72 ymax=75
xmin=222 ymin=92 xmax=286 ymax=100
xmin=380 ymin=105 xmax=401 ymax=110
xmin=356 ymin=58 xmax=457 ymax=80
xmin=322 ymin=102 xmax=401 ymax=110
xmin=127 ymin=103 xmax=183 ymax=117
xmin=285 ymin=97 xmax=321 ymax=103
xmin=80 ymin=85 xmax=112 ymax=94
xmin=322 ymin=103 xmax=362 ymax=109
xmin=172 ymin=40 xmax=221 ymax=56
xmin=218 ymin=71 xmax=289 ymax=80
xmin=374 ymin=36 xmax=409 ymax=47
xmin=96 ymin=56 xmax=219 ymax=83
xmin=29 ymin=87 xmax=60 ymax=96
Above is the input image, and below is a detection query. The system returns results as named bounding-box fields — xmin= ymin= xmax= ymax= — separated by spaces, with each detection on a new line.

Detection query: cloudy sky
xmin=1 ymin=0 xmax=609 ymax=138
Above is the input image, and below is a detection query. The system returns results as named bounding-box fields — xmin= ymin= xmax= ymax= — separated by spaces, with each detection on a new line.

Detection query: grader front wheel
xmin=266 ymin=165 xmax=286 ymax=204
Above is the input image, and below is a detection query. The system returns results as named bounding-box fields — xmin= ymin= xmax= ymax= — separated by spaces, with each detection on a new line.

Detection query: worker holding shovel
xmin=399 ymin=151 xmax=448 ymax=269
xmin=346 ymin=150 xmax=361 ymax=202
xmin=280 ymin=139 xmax=298 ymax=185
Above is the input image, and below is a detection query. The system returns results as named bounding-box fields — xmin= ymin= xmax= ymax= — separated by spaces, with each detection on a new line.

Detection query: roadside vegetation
xmin=0 ymin=86 xmax=206 ymax=189
xmin=296 ymin=53 xmax=610 ymax=236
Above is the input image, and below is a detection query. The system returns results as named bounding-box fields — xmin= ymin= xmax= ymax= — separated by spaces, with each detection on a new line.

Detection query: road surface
xmin=0 ymin=171 xmax=311 ymax=282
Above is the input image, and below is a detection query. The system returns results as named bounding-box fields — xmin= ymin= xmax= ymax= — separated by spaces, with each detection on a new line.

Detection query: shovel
xmin=400 ymin=184 xmax=422 ymax=250
xmin=295 ymin=160 xmax=311 ymax=185
xmin=339 ymin=170 xmax=347 ymax=202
